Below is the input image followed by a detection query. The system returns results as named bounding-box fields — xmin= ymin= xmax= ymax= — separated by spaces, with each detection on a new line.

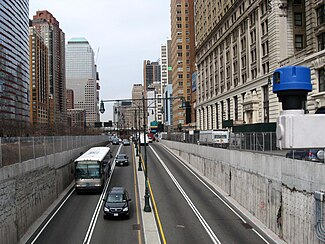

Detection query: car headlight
xmin=123 ymin=207 xmax=129 ymax=212
xmin=104 ymin=207 xmax=110 ymax=212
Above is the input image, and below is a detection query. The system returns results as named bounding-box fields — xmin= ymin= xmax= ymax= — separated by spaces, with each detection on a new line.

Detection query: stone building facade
xmin=195 ymin=0 xmax=325 ymax=130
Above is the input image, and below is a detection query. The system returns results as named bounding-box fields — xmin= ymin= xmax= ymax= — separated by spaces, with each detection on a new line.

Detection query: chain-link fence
xmin=229 ymin=132 xmax=277 ymax=151
xmin=0 ymin=135 xmax=108 ymax=167
xmin=168 ymin=131 xmax=279 ymax=151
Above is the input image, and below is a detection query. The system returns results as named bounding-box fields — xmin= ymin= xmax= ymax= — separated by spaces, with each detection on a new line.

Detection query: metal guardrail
xmin=0 ymin=135 xmax=108 ymax=167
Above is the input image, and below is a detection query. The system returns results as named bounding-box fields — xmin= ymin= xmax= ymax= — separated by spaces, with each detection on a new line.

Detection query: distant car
xmin=115 ymin=153 xmax=129 ymax=166
xmin=286 ymin=149 xmax=324 ymax=162
xmin=112 ymin=138 xmax=120 ymax=145
xmin=103 ymin=187 xmax=131 ymax=219
xmin=122 ymin=139 xmax=130 ymax=146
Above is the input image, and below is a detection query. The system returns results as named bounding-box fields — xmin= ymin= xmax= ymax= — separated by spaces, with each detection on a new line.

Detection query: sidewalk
xmin=134 ymin=148 xmax=161 ymax=244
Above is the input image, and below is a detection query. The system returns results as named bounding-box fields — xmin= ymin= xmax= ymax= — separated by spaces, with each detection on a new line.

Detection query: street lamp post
xmin=99 ymin=95 xmax=185 ymax=214
xmin=142 ymin=95 xmax=151 ymax=212
xmin=136 ymin=108 xmax=142 ymax=171
xmin=134 ymin=109 xmax=139 ymax=156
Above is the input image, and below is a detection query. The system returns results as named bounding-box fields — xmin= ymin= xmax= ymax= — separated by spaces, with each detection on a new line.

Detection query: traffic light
xmin=95 ymin=122 xmax=102 ymax=128
xmin=104 ymin=121 xmax=113 ymax=127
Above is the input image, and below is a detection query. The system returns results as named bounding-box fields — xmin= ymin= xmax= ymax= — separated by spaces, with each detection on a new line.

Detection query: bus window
xmin=75 ymin=164 xmax=88 ymax=179
xmin=88 ymin=164 xmax=101 ymax=178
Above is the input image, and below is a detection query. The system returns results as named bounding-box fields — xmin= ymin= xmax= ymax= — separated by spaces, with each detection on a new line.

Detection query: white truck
xmin=198 ymin=129 xmax=229 ymax=148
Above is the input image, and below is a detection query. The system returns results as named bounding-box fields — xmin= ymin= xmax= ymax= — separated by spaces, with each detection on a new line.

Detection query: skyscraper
xmin=31 ymin=10 xmax=67 ymax=128
xmin=29 ymin=26 xmax=49 ymax=126
xmin=66 ymin=37 xmax=100 ymax=126
xmin=143 ymin=60 xmax=161 ymax=91
xmin=0 ymin=0 xmax=30 ymax=125
xmin=170 ymin=0 xmax=196 ymax=127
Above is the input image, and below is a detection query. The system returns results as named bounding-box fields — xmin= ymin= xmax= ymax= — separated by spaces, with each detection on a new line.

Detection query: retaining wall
xmin=162 ymin=140 xmax=325 ymax=244
xmin=0 ymin=142 xmax=106 ymax=244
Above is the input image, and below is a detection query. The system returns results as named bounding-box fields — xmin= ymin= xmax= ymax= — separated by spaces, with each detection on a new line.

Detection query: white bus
xmin=74 ymin=147 xmax=111 ymax=193
xmin=198 ymin=129 xmax=230 ymax=148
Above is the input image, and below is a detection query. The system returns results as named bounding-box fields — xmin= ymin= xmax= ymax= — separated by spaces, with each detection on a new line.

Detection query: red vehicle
xmin=147 ymin=133 xmax=155 ymax=142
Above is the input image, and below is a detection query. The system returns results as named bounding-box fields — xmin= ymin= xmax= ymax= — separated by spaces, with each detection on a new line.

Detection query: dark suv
xmin=103 ymin=187 xmax=131 ymax=219
xmin=285 ymin=149 xmax=324 ymax=162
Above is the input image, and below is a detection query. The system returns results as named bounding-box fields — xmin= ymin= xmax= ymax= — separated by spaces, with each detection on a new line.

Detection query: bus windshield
xmin=76 ymin=163 xmax=101 ymax=179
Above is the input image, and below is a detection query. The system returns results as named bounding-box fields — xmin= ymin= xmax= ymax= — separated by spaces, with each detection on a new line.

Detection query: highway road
xmin=147 ymin=143 xmax=267 ymax=244
xmin=27 ymin=141 xmax=271 ymax=244
xmin=30 ymin=144 xmax=144 ymax=244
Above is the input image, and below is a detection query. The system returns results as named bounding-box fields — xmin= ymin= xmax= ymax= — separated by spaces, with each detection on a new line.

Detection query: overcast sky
xmin=29 ymin=0 xmax=171 ymax=121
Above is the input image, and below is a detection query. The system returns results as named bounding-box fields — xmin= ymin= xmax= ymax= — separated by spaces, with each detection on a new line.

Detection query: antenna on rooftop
xmin=96 ymin=47 xmax=100 ymax=64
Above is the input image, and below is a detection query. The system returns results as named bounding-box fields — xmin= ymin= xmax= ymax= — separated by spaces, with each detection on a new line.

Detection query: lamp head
xmin=99 ymin=101 xmax=105 ymax=114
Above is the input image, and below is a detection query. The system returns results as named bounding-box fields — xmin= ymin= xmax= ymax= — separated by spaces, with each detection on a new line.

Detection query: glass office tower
xmin=0 ymin=0 xmax=30 ymax=123
xmin=66 ymin=37 xmax=100 ymax=126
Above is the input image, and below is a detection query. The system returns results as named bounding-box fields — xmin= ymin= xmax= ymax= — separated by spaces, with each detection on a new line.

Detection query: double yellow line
xmin=133 ymin=144 xmax=166 ymax=244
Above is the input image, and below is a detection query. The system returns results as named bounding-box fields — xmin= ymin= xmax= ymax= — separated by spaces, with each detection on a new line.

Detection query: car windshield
xmin=117 ymin=154 xmax=126 ymax=159
xmin=107 ymin=193 xmax=124 ymax=203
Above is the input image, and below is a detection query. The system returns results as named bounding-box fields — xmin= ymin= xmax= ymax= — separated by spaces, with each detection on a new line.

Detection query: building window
xmin=242 ymin=92 xmax=246 ymax=121
xmin=241 ymin=55 xmax=246 ymax=68
xmin=295 ymin=35 xmax=304 ymax=49
xmin=316 ymin=4 xmax=325 ymax=25
xmin=251 ymin=49 xmax=257 ymax=62
xmin=227 ymin=98 xmax=231 ymax=120
xmin=234 ymin=96 xmax=238 ymax=120
xmin=220 ymin=101 xmax=225 ymax=121
xmin=263 ymin=85 xmax=269 ymax=122
xmin=318 ymin=32 xmax=325 ymax=51
xmin=294 ymin=12 xmax=303 ymax=26
xmin=215 ymin=103 xmax=219 ymax=129
xmin=319 ymin=68 xmax=325 ymax=92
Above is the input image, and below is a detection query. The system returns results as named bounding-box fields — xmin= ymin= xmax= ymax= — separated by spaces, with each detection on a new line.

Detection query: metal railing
xmin=0 ymin=135 xmax=108 ymax=167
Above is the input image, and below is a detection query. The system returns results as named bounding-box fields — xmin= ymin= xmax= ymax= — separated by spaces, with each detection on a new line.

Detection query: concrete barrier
xmin=161 ymin=140 xmax=325 ymax=244
xmin=0 ymin=142 xmax=107 ymax=244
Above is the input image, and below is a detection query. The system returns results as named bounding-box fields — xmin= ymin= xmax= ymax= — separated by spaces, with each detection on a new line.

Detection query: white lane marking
xmin=160 ymin=144 xmax=247 ymax=223
xmin=83 ymin=144 xmax=122 ymax=244
xmin=150 ymin=146 xmax=221 ymax=244
xmin=31 ymin=189 xmax=75 ymax=244
xmin=159 ymin=143 xmax=270 ymax=244
xmin=252 ymin=229 xmax=270 ymax=244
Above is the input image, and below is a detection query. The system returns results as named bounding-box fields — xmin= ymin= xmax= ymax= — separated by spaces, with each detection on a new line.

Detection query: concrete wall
xmin=162 ymin=140 xmax=325 ymax=244
xmin=0 ymin=142 xmax=106 ymax=244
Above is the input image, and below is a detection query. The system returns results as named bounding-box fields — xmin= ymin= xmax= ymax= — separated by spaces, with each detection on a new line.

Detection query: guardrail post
xmin=18 ymin=137 xmax=21 ymax=163
xmin=33 ymin=137 xmax=35 ymax=159
xmin=0 ymin=137 xmax=2 ymax=167
xmin=270 ymin=132 xmax=273 ymax=151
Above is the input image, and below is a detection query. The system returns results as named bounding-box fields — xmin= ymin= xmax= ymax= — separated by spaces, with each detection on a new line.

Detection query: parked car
xmin=115 ymin=153 xmax=129 ymax=166
xmin=103 ymin=187 xmax=131 ymax=219
xmin=122 ymin=139 xmax=130 ymax=146
xmin=285 ymin=149 xmax=324 ymax=162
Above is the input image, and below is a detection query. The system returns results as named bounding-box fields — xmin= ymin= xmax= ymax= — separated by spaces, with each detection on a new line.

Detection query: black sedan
xmin=115 ymin=154 xmax=129 ymax=166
